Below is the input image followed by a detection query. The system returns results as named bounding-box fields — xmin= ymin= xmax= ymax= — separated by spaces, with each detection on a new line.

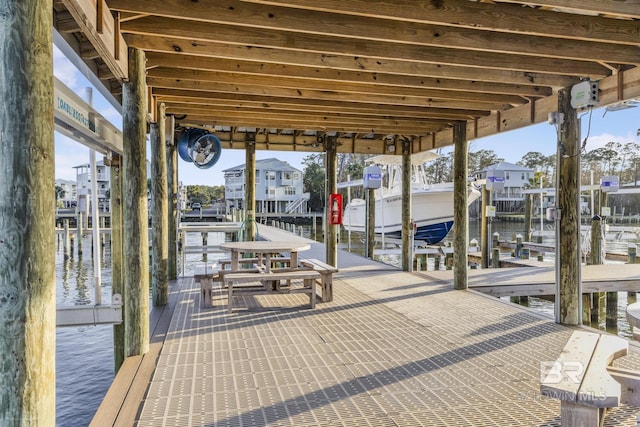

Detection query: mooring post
xmin=492 ymin=248 xmax=501 ymax=268
xmin=123 ymin=47 xmax=150 ymax=357
xmin=606 ymin=292 xmax=618 ymax=327
xmin=0 ymin=0 xmax=56 ymax=422
xmin=244 ymin=140 xmax=256 ymax=241
xmin=77 ymin=211 xmax=83 ymax=255
xmin=524 ymin=193 xmax=532 ymax=242
xmin=629 ymin=244 xmax=637 ymax=264
xmin=480 ymin=185 xmax=490 ymax=268
xmin=64 ymin=219 xmax=70 ymax=259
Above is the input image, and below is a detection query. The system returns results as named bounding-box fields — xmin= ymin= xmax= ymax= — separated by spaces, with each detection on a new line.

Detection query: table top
xmin=219 ymin=241 xmax=311 ymax=253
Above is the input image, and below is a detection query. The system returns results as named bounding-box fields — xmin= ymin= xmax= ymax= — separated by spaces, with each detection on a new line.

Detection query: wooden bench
xmin=299 ymin=258 xmax=338 ymax=302
xmin=218 ymin=256 xmax=291 ymax=270
xmin=540 ymin=330 xmax=628 ymax=426
xmin=223 ymin=269 xmax=320 ymax=313
xmin=194 ymin=266 xmax=219 ymax=308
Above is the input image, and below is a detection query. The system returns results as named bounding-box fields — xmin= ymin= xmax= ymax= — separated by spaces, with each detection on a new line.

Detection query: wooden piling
xmin=402 ymin=139 xmax=412 ymax=271
xmin=556 ymin=87 xmax=581 ymax=325
xmin=109 ymin=154 xmax=125 ymax=371
xmin=480 ymin=186 xmax=490 ymax=269
xmin=64 ymin=219 xmax=70 ymax=259
xmin=524 ymin=193 xmax=532 ymax=242
xmin=492 ymin=248 xmax=501 ymax=268
xmin=366 ymin=188 xmax=375 ymax=259
xmin=77 ymin=211 xmax=83 ymax=254
xmin=245 ymin=141 xmax=256 ymax=241
xmin=326 ymin=136 xmax=338 ymax=266
xmin=453 ymin=123 xmax=468 ymax=290
xmin=166 ymin=115 xmax=178 ymax=280
xmin=122 ymin=47 xmax=150 ymax=357
xmin=0 ymin=0 xmax=56 ymax=422
xmin=151 ymin=103 xmax=168 ymax=306
xmin=606 ymin=292 xmax=618 ymax=327
xmin=591 ymin=293 xmax=600 ymax=323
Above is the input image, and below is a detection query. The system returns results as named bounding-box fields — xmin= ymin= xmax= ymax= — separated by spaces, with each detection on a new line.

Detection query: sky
xmin=54 ymin=46 xmax=640 ymax=187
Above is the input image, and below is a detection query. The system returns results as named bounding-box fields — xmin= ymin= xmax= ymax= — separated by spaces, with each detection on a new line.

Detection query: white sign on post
xmin=485 ymin=206 xmax=496 ymax=217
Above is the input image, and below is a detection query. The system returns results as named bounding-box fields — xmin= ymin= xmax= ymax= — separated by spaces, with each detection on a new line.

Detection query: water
xmin=55 ymin=236 xmax=115 ymax=426
xmin=55 ymin=231 xmax=228 ymax=426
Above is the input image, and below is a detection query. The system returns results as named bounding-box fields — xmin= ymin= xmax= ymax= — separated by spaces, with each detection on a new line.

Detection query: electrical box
xmin=486 ymin=169 xmax=505 ymax=191
xmin=600 ymin=175 xmax=619 ymax=193
xmin=570 ymin=80 xmax=599 ymax=109
xmin=601 ymin=206 xmax=611 ymax=217
xmin=363 ymin=165 xmax=382 ymax=189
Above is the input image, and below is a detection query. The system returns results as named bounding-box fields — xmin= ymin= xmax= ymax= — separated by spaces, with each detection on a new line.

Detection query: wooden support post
xmin=244 ymin=141 xmax=256 ymax=241
xmin=607 ymin=292 xmax=618 ymax=327
xmin=480 ymin=186 xmax=490 ymax=269
xmin=77 ymin=211 xmax=83 ymax=254
xmin=401 ymin=138 xmax=412 ymax=271
xmin=366 ymin=188 xmax=375 ymax=259
xmin=202 ymin=232 xmax=208 ymax=262
xmin=109 ymin=155 xmax=125 ymax=371
xmin=166 ymin=115 xmax=178 ymax=280
xmin=589 ymin=215 xmax=604 ymax=265
xmin=64 ymin=219 xmax=70 ymax=259
xmin=326 ymin=136 xmax=338 ymax=267
xmin=591 ymin=292 xmax=600 ymax=323
xmin=123 ymin=47 xmax=149 ymax=357
xmin=556 ymin=87 xmax=581 ymax=325
xmin=151 ymin=103 xmax=168 ymax=306
xmin=582 ymin=294 xmax=591 ymax=324
xmin=0 ymin=1 xmax=55 ymax=422
xmin=453 ymin=123 xmax=468 ymax=289
xmin=524 ymin=193 xmax=532 ymax=242
xmin=492 ymin=248 xmax=501 ymax=268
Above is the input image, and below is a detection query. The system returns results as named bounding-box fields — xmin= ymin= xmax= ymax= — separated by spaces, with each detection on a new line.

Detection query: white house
xmin=223 ymin=158 xmax=308 ymax=214
xmin=74 ymin=161 xmax=111 ymax=212
xmin=474 ymin=162 xmax=534 ymax=213
xmin=55 ymin=179 xmax=77 ymax=208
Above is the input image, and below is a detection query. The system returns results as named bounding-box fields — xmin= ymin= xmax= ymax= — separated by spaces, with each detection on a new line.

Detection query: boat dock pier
xmin=92 ymin=225 xmax=640 ymax=426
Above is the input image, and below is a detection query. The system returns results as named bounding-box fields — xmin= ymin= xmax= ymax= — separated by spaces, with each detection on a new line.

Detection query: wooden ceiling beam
xmin=145 ymin=53 xmax=551 ymax=97
xmin=125 ymin=33 xmax=609 ymax=80
xmin=146 ymin=68 xmax=529 ymax=105
xmin=158 ymin=96 xmax=489 ymax=120
xmin=120 ymin=16 xmax=637 ymax=69
xmin=166 ymin=103 xmax=460 ymax=129
xmin=491 ymin=0 xmax=640 ymax=20
xmin=146 ymin=76 xmax=516 ymax=111
xmin=144 ymin=49 xmax=578 ymax=89
xmin=107 ymin=0 xmax=640 ymax=45
xmin=176 ymin=115 xmax=441 ymax=135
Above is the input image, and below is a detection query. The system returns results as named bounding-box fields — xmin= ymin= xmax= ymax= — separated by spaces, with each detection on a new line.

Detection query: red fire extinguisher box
xmin=329 ymin=194 xmax=343 ymax=225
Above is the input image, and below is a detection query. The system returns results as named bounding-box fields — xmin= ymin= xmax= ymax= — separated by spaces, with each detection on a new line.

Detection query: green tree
xmin=302 ymin=154 xmax=325 ymax=212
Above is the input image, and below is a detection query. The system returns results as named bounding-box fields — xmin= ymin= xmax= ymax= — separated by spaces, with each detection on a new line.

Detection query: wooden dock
xmin=91 ymin=226 xmax=640 ymax=426
xmin=421 ymin=263 xmax=640 ymax=298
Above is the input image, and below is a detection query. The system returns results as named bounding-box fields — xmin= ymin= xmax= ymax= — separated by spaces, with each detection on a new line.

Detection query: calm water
xmin=55 ymin=220 xmax=637 ymax=425
xmin=55 ymin=231 xmax=227 ymax=426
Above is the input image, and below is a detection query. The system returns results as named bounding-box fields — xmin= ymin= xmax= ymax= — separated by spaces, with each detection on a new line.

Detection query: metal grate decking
xmin=136 ymin=265 xmax=640 ymax=426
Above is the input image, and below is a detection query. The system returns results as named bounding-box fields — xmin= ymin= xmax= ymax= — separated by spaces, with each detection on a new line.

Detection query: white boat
xmin=341 ymin=152 xmax=481 ymax=245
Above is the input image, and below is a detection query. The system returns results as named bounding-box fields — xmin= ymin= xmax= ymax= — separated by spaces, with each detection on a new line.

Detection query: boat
xmin=340 ymin=152 xmax=481 ymax=245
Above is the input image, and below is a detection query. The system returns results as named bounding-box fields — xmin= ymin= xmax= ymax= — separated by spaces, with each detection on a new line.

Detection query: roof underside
xmin=54 ymin=0 xmax=640 ymax=155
